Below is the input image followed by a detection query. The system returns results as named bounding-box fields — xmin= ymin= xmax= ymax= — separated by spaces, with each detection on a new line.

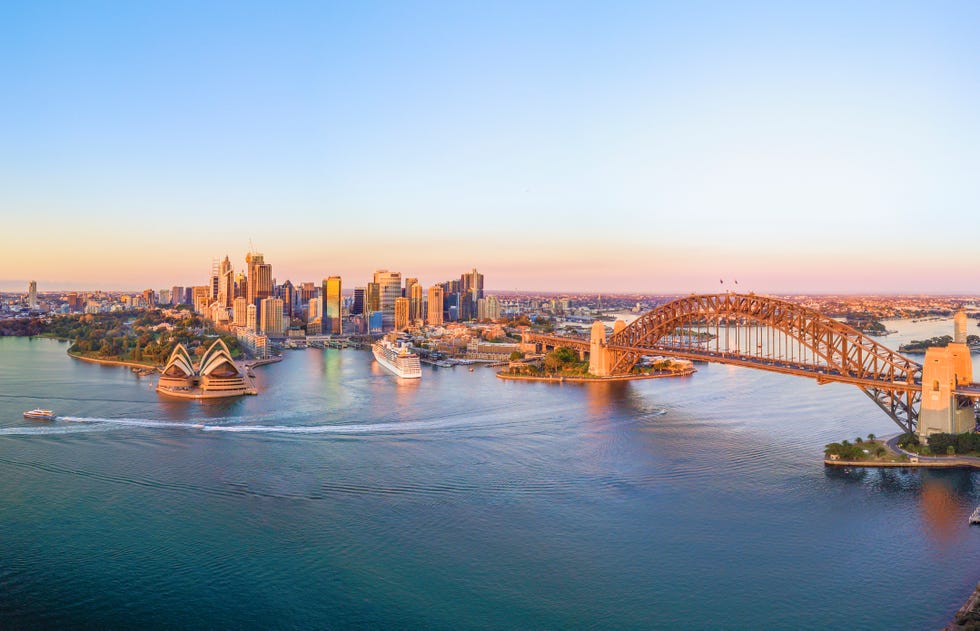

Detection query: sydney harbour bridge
xmin=524 ymin=293 xmax=980 ymax=435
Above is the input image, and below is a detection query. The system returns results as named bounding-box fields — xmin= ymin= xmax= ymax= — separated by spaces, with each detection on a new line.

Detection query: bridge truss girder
xmin=542 ymin=294 xmax=925 ymax=432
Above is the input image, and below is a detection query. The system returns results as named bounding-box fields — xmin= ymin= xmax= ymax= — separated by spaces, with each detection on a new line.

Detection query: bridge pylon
xmin=589 ymin=320 xmax=631 ymax=376
xmin=919 ymin=340 xmax=974 ymax=438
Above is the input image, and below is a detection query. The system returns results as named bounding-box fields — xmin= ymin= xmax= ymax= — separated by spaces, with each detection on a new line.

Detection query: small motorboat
xmin=23 ymin=409 xmax=56 ymax=421
xmin=970 ymin=507 xmax=980 ymax=525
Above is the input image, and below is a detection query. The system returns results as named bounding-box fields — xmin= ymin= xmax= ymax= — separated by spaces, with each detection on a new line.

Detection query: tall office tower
xmin=427 ymin=286 xmax=444 ymax=326
xmin=299 ymin=282 xmax=316 ymax=303
xmin=373 ymin=270 xmax=401 ymax=331
xmin=394 ymin=297 xmax=410 ymax=331
xmin=352 ymin=287 xmax=365 ymax=315
xmin=404 ymin=277 xmax=418 ymax=300
xmin=171 ymin=286 xmax=185 ymax=305
xmin=405 ymin=278 xmax=423 ymax=324
xmin=234 ymin=273 xmax=247 ymax=299
xmin=217 ymin=255 xmax=234 ymax=308
xmin=460 ymin=268 xmax=484 ymax=320
xmin=246 ymin=304 xmax=257 ymax=331
xmin=192 ymin=285 xmax=211 ymax=313
xmin=246 ymin=251 xmax=273 ymax=306
xmin=28 ymin=281 xmax=37 ymax=311
xmin=208 ymin=259 xmax=220 ymax=306
xmin=233 ymin=297 xmax=249 ymax=326
xmin=308 ymin=296 xmax=323 ymax=321
xmin=323 ymin=276 xmax=343 ymax=335
xmin=477 ymin=298 xmax=487 ymax=321
xmin=260 ymin=297 xmax=284 ymax=336
xmin=460 ymin=268 xmax=484 ymax=300
xmin=280 ymin=280 xmax=295 ymax=318
xmin=366 ymin=282 xmax=381 ymax=313
xmin=158 ymin=289 xmax=172 ymax=305
xmin=409 ymin=282 xmax=423 ymax=324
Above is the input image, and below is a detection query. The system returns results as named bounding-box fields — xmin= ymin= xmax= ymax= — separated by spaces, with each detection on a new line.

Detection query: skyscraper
xmin=323 ymin=276 xmax=342 ymax=335
xmin=478 ymin=295 xmax=500 ymax=321
xmin=246 ymin=251 xmax=272 ymax=307
xmin=486 ymin=294 xmax=500 ymax=321
xmin=280 ymin=280 xmax=295 ymax=318
xmin=260 ymin=297 xmax=284 ymax=337
xmin=394 ymin=297 xmax=410 ymax=332
xmin=373 ymin=270 xmax=401 ymax=331
xmin=406 ymin=278 xmax=423 ymax=324
xmin=246 ymin=304 xmax=257 ymax=331
xmin=458 ymin=268 xmax=484 ymax=321
xmin=217 ymin=255 xmax=234 ymax=308
xmin=27 ymin=280 xmax=37 ymax=311
xmin=427 ymin=286 xmax=444 ymax=326
xmin=366 ymin=282 xmax=381 ymax=313
xmin=352 ymin=287 xmax=365 ymax=315
xmin=233 ymin=297 xmax=249 ymax=327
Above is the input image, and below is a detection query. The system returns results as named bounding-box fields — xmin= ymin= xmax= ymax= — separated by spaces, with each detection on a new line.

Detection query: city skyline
xmin=3 ymin=2 xmax=980 ymax=293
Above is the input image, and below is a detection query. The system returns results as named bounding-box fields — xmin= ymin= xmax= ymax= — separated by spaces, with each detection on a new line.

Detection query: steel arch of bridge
xmin=599 ymin=294 xmax=923 ymax=432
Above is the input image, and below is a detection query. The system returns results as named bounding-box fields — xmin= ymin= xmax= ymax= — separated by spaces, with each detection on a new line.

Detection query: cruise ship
xmin=372 ymin=337 xmax=422 ymax=379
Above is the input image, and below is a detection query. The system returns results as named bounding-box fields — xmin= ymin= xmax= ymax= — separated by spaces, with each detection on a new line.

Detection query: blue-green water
xmin=1 ymin=325 xmax=978 ymax=629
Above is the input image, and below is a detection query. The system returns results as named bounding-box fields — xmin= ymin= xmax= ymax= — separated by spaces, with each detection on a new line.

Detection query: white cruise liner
xmin=372 ymin=338 xmax=422 ymax=379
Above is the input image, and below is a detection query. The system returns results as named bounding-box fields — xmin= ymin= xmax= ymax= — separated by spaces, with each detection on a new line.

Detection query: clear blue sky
xmin=2 ymin=1 xmax=979 ymax=293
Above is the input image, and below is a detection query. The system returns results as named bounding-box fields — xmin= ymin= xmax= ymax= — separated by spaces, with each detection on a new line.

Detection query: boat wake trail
xmin=55 ymin=415 xmax=499 ymax=436
xmin=60 ymin=416 xmax=206 ymax=430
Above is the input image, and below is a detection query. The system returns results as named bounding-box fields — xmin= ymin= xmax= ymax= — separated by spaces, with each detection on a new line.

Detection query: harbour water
xmin=1 ymin=319 xmax=978 ymax=629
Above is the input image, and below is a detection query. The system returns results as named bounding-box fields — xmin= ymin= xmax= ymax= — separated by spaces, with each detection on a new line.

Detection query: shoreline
xmin=67 ymin=349 xmax=159 ymax=371
xmin=948 ymin=582 xmax=980 ymax=630
xmin=824 ymin=458 xmax=980 ymax=469
xmin=496 ymin=368 xmax=696 ymax=383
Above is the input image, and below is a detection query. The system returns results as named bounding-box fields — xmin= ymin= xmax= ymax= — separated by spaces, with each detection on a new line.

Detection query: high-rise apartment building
xmin=246 ymin=304 xmax=257 ymax=331
xmin=478 ymin=295 xmax=500 ymax=321
xmin=323 ymin=276 xmax=342 ymax=334
xmin=427 ymin=286 xmax=444 ymax=326
xmin=246 ymin=252 xmax=272 ymax=307
xmin=27 ymin=281 xmax=37 ymax=311
xmin=394 ymin=297 xmax=410 ymax=331
xmin=260 ymin=297 xmax=284 ymax=337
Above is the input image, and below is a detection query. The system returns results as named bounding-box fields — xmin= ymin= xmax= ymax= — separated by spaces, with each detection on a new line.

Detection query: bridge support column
xmin=919 ymin=343 xmax=974 ymax=438
xmin=588 ymin=321 xmax=614 ymax=376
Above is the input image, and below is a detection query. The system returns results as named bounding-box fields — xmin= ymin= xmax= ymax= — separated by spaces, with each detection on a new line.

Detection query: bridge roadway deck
xmin=528 ymin=334 xmax=980 ymax=397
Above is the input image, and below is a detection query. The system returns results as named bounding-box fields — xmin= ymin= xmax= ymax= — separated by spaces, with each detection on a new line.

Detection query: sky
xmin=1 ymin=1 xmax=979 ymax=294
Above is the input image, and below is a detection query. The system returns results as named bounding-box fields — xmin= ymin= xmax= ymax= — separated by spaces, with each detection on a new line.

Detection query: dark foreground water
xmin=1 ymin=324 xmax=978 ymax=629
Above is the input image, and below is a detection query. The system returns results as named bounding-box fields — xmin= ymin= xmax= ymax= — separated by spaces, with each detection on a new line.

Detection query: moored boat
xmin=970 ymin=507 xmax=980 ymax=525
xmin=23 ymin=408 xmax=56 ymax=421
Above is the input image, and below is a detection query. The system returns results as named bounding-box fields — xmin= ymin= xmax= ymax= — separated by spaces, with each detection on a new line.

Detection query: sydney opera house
xmin=157 ymin=339 xmax=256 ymax=398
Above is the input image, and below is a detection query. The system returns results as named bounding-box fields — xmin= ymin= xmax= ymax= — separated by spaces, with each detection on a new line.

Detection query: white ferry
xmin=372 ymin=337 xmax=422 ymax=379
xmin=23 ymin=409 xmax=56 ymax=421
xmin=970 ymin=506 xmax=980 ymax=525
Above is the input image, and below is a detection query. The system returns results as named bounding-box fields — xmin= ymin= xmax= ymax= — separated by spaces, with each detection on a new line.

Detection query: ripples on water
xmin=0 ymin=335 xmax=978 ymax=629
